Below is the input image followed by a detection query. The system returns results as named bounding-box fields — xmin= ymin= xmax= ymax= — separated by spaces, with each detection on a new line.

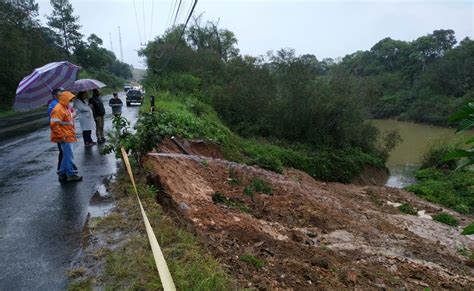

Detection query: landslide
xmin=144 ymin=139 xmax=474 ymax=290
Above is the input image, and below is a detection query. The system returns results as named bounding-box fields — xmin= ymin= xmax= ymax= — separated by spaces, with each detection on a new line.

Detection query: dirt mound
xmin=145 ymin=153 xmax=474 ymax=289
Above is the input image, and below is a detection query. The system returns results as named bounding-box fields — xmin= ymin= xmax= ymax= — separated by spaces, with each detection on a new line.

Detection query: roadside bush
xmin=433 ymin=213 xmax=459 ymax=226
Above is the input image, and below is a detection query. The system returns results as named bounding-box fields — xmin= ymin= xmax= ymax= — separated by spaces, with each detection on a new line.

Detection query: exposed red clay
xmin=145 ymin=143 xmax=474 ymax=290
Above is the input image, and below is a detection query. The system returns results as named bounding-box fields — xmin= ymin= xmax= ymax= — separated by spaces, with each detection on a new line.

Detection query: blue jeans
xmin=59 ymin=142 xmax=76 ymax=176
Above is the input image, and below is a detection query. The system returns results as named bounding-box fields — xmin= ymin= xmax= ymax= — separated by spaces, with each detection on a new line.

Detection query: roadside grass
xmin=69 ymin=167 xmax=233 ymax=290
xmin=138 ymin=89 xmax=385 ymax=183
xmin=68 ymin=278 xmax=92 ymax=291
xmin=0 ymin=109 xmax=15 ymax=118
xmin=0 ymin=105 xmax=46 ymax=118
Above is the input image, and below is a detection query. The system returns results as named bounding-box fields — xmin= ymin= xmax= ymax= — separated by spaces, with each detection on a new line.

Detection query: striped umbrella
xmin=72 ymin=79 xmax=106 ymax=92
xmin=13 ymin=61 xmax=80 ymax=111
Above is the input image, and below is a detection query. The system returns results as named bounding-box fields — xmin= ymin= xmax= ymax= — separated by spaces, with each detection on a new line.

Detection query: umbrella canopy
xmin=72 ymin=79 xmax=106 ymax=92
xmin=13 ymin=61 xmax=80 ymax=111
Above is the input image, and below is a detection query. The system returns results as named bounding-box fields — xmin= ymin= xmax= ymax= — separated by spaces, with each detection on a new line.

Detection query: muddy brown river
xmin=371 ymin=119 xmax=474 ymax=188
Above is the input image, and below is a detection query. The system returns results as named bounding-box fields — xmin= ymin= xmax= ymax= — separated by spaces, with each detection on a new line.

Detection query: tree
xmin=371 ymin=37 xmax=410 ymax=72
xmin=47 ymin=0 xmax=82 ymax=57
xmin=411 ymin=29 xmax=456 ymax=72
xmin=187 ymin=15 xmax=239 ymax=62
xmin=0 ymin=0 xmax=63 ymax=109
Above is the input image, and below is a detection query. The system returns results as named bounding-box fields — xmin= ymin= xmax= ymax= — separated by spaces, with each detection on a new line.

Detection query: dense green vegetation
xmin=129 ymin=19 xmax=406 ymax=182
xmin=406 ymin=101 xmax=473 ymax=215
xmin=104 ymin=90 xmax=386 ymax=182
xmin=341 ymin=30 xmax=473 ymax=125
xmin=406 ymin=144 xmax=474 ymax=214
xmin=0 ymin=0 xmax=131 ymax=110
xmin=141 ymin=19 xmax=472 ymax=127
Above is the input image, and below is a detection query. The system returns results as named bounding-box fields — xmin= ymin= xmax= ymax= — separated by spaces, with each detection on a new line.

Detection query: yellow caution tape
xmin=121 ymin=147 xmax=176 ymax=291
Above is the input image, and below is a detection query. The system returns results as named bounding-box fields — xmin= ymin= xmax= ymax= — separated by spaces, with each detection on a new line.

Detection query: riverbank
xmin=371 ymin=119 xmax=474 ymax=188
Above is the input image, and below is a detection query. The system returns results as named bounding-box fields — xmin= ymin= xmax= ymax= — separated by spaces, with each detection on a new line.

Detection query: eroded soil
xmin=145 ymin=141 xmax=474 ymax=290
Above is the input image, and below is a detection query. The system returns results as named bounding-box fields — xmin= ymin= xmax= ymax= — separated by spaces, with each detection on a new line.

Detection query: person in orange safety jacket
xmin=50 ymin=91 xmax=82 ymax=182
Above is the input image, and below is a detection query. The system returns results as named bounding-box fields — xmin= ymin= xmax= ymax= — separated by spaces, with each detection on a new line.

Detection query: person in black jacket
xmin=109 ymin=92 xmax=123 ymax=117
xmin=89 ymin=89 xmax=106 ymax=143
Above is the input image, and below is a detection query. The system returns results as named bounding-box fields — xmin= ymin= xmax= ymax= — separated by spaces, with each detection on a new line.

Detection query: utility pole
xmin=109 ymin=32 xmax=114 ymax=53
xmin=118 ymin=26 xmax=124 ymax=62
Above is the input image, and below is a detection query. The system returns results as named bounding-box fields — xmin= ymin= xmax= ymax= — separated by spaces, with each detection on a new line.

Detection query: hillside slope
xmin=145 ymin=141 xmax=474 ymax=289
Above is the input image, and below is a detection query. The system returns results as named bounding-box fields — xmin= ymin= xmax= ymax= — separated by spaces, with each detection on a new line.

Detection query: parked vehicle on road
xmin=123 ymin=84 xmax=132 ymax=92
xmin=126 ymin=89 xmax=143 ymax=106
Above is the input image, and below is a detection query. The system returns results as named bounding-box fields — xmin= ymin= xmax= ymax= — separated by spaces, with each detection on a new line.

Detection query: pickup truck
xmin=125 ymin=89 xmax=143 ymax=106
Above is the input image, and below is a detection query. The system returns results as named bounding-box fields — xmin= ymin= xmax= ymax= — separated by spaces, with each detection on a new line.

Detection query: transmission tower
xmin=109 ymin=32 xmax=114 ymax=53
xmin=118 ymin=26 xmax=124 ymax=62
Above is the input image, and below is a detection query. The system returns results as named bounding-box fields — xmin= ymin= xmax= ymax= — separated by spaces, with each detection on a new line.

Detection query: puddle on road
xmin=87 ymin=175 xmax=115 ymax=218
xmin=82 ymin=175 xmax=117 ymax=248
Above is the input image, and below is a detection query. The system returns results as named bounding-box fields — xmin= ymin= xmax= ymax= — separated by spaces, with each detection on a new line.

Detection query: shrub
xmin=414 ymin=167 xmax=445 ymax=180
xmin=406 ymin=168 xmax=474 ymax=214
xmin=398 ymin=203 xmax=417 ymax=215
xmin=433 ymin=213 xmax=459 ymax=226
xmin=462 ymin=223 xmax=474 ymax=235
xmin=243 ymin=178 xmax=273 ymax=197
xmin=420 ymin=143 xmax=457 ymax=170
xmin=212 ymin=192 xmax=249 ymax=213
xmin=239 ymin=254 xmax=265 ymax=269
xmin=250 ymin=178 xmax=273 ymax=195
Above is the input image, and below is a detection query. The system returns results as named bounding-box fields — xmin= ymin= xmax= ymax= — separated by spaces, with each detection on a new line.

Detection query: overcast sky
xmin=36 ymin=0 xmax=474 ymax=69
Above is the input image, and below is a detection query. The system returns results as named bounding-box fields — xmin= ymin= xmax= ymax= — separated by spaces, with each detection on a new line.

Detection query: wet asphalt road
xmin=0 ymin=93 xmax=138 ymax=290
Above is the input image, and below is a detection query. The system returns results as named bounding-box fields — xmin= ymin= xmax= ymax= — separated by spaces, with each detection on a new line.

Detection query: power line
xmin=118 ymin=26 xmax=124 ymax=62
xmin=167 ymin=0 xmax=178 ymax=30
xmin=150 ymin=0 xmax=154 ymax=40
xmin=142 ymin=0 xmax=146 ymax=43
xmin=183 ymin=0 xmax=194 ymax=27
xmin=172 ymin=0 xmax=183 ymax=27
xmin=155 ymin=0 xmax=198 ymax=73
xmin=133 ymin=0 xmax=142 ymax=44
xmin=109 ymin=32 xmax=114 ymax=53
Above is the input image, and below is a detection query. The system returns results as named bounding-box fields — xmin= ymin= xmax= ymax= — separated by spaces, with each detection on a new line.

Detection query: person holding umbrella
xmin=50 ymin=91 xmax=82 ymax=182
xmin=72 ymin=79 xmax=107 ymax=144
xmin=74 ymin=91 xmax=96 ymax=146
